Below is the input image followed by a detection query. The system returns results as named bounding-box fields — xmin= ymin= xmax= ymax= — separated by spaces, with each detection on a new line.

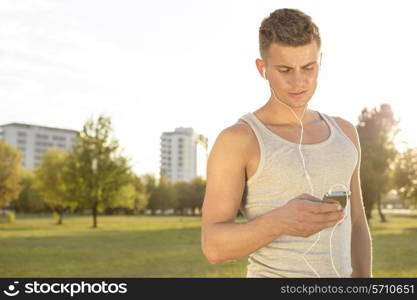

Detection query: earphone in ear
xmin=262 ymin=68 xmax=267 ymax=80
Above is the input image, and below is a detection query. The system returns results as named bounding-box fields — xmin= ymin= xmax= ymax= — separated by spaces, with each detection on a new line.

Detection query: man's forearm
xmin=351 ymin=222 xmax=373 ymax=277
xmin=201 ymin=211 xmax=282 ymax=264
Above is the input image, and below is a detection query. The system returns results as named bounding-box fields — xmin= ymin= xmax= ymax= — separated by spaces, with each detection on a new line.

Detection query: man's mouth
xmin=289 ymin=90 xmax=306 ymax=96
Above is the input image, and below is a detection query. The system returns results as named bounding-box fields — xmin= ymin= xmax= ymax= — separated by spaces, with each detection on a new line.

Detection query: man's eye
xmin=279 ymin=69 xmax=290 ymax=73
xmin=304 ymin=66 xmax=314 ymax=70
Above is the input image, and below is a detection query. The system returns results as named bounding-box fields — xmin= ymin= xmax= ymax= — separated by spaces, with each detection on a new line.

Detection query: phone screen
xmin=323 ymin=194 xmax=349 ymax=208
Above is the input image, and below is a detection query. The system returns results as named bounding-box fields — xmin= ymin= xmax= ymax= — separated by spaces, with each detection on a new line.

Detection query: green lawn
xmin=0 ymin=211 xmax=416 ymax=277
xmin=369 ymin=211 xmax=417 ymax=277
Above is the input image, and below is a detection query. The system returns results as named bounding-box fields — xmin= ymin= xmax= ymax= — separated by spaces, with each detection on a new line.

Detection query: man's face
xmin=262 ymin=41 xmax=321 ymax=108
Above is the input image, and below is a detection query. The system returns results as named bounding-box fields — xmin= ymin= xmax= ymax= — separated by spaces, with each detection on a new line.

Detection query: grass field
xmin=0 ymin=211 xmax=416 ymax=277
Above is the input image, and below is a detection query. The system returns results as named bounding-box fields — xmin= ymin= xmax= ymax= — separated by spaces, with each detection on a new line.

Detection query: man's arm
xmin=335 ymin=117 xmax=373 ymax=277
xmin=201 ymin=123 xmax=345 ymax=265
xmin=201 ymin=124 xmax=283 ymax=264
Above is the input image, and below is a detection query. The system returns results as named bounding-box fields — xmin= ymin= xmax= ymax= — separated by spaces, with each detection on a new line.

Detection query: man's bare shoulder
xmin=332 ymin=115 xmax=353 ymax=128
xmin=332 ymin=116 xmax=360 ymax=150
xmin=210 ymin=120 xmax=255 ymax=162
xmin=332 ymin=116 xmax=355 ymax=133
xmin=217 ymin=120 xmax=254 ymax=145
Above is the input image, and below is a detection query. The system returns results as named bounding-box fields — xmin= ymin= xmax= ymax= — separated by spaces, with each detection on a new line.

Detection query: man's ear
xmin=256 ymin=58 xmax=267 ymax=79
xmin=319 ymin=52 xmax=323 ymax=67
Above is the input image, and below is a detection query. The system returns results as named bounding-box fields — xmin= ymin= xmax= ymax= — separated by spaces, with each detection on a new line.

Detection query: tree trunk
xmin=92 ymin=204 xmax=98 ymax=228
xmin=55 ymin=208 xmax=63 ymax=225
xmin=377 ymin=198 xmax=387 ymax=223
xmin=364 ymin=201 xmax=373 ymax=221
xmin=57 ymin=212 xmax=63 ymax=225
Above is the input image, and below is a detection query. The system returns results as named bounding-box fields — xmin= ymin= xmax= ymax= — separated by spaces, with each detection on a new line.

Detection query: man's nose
xmin=288 ymin=69 xmax=308 ymax=86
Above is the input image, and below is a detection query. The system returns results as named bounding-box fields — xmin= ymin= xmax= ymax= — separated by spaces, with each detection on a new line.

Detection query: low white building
xmin=0 ymin=122 xmax=78 ymax=168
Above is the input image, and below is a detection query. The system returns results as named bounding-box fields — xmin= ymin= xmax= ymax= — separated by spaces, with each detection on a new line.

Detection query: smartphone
xmin=323 ymin=190 xmax=351 ymax=209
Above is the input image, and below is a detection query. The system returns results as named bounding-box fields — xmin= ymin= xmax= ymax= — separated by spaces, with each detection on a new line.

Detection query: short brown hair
xmin=259 ymin=8 xmax=321 ymax=62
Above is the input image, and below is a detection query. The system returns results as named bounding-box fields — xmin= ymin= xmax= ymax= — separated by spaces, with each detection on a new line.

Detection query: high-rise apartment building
xmin=160 ymin=127 xmax=208 ymax=182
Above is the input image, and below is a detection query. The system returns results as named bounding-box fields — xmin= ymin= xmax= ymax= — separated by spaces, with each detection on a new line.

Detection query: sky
xmin=1 ymin=0 xmax=416 ymax=177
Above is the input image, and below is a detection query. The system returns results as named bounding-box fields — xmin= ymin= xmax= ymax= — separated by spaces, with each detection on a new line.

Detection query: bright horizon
xmin=1 ymin=0 xmax=416 ymax=178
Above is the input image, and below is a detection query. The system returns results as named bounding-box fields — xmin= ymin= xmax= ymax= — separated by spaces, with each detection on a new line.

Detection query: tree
xmin=100 ymin=156 xmax=135 ymax=214
xmin=132 ymin=174 xmax=148 ymax=214
xmin=11 ymin=169 xmax=48 ymax=213
xmin=189 ymin=177 xmax=206 ymax=215
xmin=174 ymin=180 xmax=193 ymax=215
xmin=142 ymin=174 xmax=156 ymax=213
xmin=148 ymin=175 xmax=178 ymax=214
xmin=0 ymin=141 xmax=22 ymax=209
xmin=105 ymin=182 xmax=136 ymax=214
xmin=172 ymin=177 xmax=206 ymax=216
xmin=392 ymin=147 xmax=417 ymax=208
xmin=357 ymin=103 xmax=400 ymax=221
xmin=65 ymin=115 xmax=132 ymax=228
xmin=142 ymin=174 xmax=156 ymax=194
xmin=34 ymin=148 xmax=76 ymax=225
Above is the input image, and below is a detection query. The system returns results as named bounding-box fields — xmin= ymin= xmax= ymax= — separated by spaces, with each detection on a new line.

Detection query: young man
xmin=201 ymin=8 xmax=372 ymax=278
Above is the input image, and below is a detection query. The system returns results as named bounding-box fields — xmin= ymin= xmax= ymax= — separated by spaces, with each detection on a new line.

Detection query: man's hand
xmin=269 ymin=193 xmax=345 ymax=238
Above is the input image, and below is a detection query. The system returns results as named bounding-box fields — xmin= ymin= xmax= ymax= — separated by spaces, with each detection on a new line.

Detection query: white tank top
xmin=237 ymin=111 xmax=358 ymax=278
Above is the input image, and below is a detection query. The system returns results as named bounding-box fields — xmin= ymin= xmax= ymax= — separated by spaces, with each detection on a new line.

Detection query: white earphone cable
xmin=266 ymin=72 xmax=349 ymax=277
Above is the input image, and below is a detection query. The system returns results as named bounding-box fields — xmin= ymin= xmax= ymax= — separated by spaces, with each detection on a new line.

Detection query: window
xmin=36 ymin=134 xmax=48 ymax=140
xmin=18 ymin=131 xmax=27 ymax=137
xmin=52 ymin=136 xmax=66 ymax=141
xmin=35 ymin=141 xmax=53 ymax=147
